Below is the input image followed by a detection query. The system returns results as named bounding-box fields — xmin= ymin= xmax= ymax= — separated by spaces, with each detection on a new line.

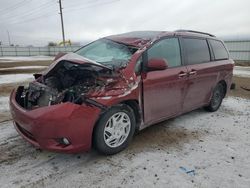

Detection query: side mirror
xmin=147 ymin=58 xmax=168 ymax=71
xmin=54 ymin=52 xmax=67 ymax=61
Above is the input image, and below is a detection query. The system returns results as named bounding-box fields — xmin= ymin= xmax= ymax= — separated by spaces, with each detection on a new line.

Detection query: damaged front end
xmin=15 ymin=59 xmax=123 ymax=110
xmin=10 ymin=38 xmax=141 ymax=153
xmin=10 ymin=56 xmax=133 ymax=153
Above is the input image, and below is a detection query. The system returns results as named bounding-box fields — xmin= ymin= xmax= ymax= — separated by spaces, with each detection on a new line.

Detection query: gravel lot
xmin=0 ymin=59 xmax=250 ymax=187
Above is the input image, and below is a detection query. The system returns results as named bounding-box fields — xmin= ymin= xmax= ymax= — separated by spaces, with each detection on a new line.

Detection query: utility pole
xmin=58 ymin=0 xmax=65 ymax=46
xmin=7 ymin=30 xmax=11 ymax=46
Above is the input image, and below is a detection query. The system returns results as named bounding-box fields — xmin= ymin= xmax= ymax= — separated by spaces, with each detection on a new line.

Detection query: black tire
xmin=93 ymin=104 xmax=136 ymax=155
xmin=204 ymin=83 xmax=225 ymax=112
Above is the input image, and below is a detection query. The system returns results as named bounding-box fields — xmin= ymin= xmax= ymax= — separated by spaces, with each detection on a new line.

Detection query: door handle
xmin=178 ymin=72 xmax=188 ymax=78
xmin=189 ymin=69 xmax=197 ymax=76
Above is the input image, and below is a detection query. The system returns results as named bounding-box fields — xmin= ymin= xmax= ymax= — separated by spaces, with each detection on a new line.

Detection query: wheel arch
xmin=91 ymin=99 xmax=142 ymax=146
xmin=217 ymin=80 xmax=227 ymax=98
xmin=121 ymin=99 xmax=142 ymax=132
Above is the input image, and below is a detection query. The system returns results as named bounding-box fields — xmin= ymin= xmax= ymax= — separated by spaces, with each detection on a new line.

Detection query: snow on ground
xmin=0 ymin=96 xmax=9 ymax=112
xmin=0 ymin=74 xmax=33 ymax=85
xmin=0 ymin=97 xmax=249 ymax=188
xmin=233 ymin=66 xmax=250 ymax=78
xmin=0 ymin=66 xmax=47 ymax=71
xmin=0 ymin=56 xmax=54 ymax=62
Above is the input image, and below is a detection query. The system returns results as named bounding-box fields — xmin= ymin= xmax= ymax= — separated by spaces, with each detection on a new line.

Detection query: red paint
xmin=142 ymin=66 xmax=189 ymax=127
xmin=10 ymin=90 xmax=101 ymax=153
xmin=10 ymin=31 xmax=234 ymax=153
xmin=147 ymin=58 xmax=168 ymax=71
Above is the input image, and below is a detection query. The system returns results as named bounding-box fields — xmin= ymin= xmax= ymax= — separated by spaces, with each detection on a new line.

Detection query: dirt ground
xmin=0 ymin=60 xmax=52 ymax=69
xmin=235 ymin=60 xmax=250 ymax=67
xmin=0 ymin=60 xmax=250 ymax=187
xmin=229 ymin=76 xmax=250 ymax=99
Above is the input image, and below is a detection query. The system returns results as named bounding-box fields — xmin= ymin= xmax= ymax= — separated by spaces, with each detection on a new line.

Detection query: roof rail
xmin=175 ymin=29 xmax=215 ymax=37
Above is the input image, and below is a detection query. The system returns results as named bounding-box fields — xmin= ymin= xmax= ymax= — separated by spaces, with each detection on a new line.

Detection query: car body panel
xmin=183 ymin=60 xmax=234 ymax=112
xmin=142 ymin=65 xmax=189 ymax=127
xmin=105 ymin=31 xmax=173 ymax=48
xmin=10 ymin=89 xmax=101 ymax=153
xmin=183 ymin=62 xmax=220 ymax=112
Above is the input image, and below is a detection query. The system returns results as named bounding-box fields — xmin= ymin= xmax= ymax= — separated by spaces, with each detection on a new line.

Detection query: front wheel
xmin=93 ymin=105 xmax=136 ymax=155
xmin=204 ymin=83 xmax=225 ymax=112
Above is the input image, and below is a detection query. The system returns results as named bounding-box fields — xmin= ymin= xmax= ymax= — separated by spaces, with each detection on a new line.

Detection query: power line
xmin=0 ymin=0 xmax=122 ymax=46
xmin=0 ymin=0 xmax=26 ymax=12
xmin=0 ymin=1 xmax=55 ymax=24
xmin=64 ymin=0 xmax=120 ymax=12
xmin=1 ymin=0 xmax=121 ymax=25
xmin=63 ymin=0 xmax=100 ymax=9
xmin=9 ymin=12 xmax=56 ymax=25
xmin=0 ymin=0 xmax=32 ymax=16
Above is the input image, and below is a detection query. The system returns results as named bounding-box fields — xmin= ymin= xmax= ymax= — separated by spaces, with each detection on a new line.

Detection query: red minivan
xmin=10 ymin=30 xmax=234 ymax=155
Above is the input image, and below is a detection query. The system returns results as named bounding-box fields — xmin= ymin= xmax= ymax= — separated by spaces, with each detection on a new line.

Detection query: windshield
xmin=75 ymin=39 xmax=137 ymax=68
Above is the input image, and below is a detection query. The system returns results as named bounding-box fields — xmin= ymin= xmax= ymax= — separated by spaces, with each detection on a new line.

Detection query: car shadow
xmin=126 ymin=108 xmax=208 ymax=154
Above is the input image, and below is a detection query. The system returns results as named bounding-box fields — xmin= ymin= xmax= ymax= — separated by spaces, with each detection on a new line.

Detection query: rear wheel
xmin=205 ymin=83 xmax=225 ymax=112
xmin=93 ymin=105 xmax=135 ymax=155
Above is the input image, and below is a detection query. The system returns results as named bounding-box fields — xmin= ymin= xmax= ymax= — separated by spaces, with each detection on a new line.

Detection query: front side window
xmin=147 ymin=38 xmax=181 ymax=67
xmin=76 ymin=39 xmax=137 ymax=68
xmin=209 ymin=39 xmax=229 ymax=60
xmin=183 ymin=38 xmax=210 ymax=65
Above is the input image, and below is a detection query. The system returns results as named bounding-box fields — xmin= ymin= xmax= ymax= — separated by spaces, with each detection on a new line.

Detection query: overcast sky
xmin=0 ymin=0 xmax=250 ymax=46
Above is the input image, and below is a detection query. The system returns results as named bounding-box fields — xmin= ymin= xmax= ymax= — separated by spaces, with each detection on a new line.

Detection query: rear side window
xmin=209 ymin=40 xmax=229 ymax=60
xmin=183 ymin=38 xmax=210 ymax=65
xmin=147 ymin=38 xmax=181 ymax=67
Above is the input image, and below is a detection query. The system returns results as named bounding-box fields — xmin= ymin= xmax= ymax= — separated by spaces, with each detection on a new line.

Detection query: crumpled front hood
xmin=37 ymin=52 xmax=138 ymax=103
xmin=44 ymin=53 xmax=112 ymax=74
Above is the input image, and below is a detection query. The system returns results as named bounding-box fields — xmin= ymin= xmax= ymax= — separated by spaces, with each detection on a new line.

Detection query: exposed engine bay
xmin=17 ymin=60 xmax=117 ymax=109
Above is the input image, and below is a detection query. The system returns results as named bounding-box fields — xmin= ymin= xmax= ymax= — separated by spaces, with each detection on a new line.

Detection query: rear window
xmin=183 ymin=38 xmax=210 ymax=65
xmin=209 ymin=40 xmax=229 ymax=60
